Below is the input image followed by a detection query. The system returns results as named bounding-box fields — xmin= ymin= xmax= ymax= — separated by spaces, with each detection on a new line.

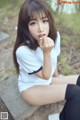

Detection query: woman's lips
xmin=38 ymin=34 xmax=45 ymax=38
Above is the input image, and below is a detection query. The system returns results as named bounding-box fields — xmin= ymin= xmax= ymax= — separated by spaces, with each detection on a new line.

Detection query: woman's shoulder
xmin=16 ymin=45 xmax=31 ymax=57
xmin=56 ymin=31 xmax=60 ymax=39
xmin=54 ymin=31 xmax=60 ymax=45
xmin=16 ymin=45 xmax=28 ymax=53
xmin=54 ymin=31 xmax=61 ymax=56
xmin=55 ymin=31 xmax=60 ymax=44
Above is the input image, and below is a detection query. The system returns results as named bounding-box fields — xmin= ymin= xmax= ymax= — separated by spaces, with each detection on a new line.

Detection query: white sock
xmin=48 ymin=113 xmax=60 ymax=120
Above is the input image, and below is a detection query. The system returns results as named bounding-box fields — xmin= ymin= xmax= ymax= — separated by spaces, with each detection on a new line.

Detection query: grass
xmin=55 ymin=12 xmax=80 ymax=75
xmin=0 ymin=0 xmax=24 ymax=8
xmin=59 ymin=55 xmax=76 ymax=75
xmin=61 ymin=35 xmax=73 ymax=46
xmin=0 ymin=0 xmax=24 ymax=21
xmin=59 ymin=12 xmax=80 ymax=32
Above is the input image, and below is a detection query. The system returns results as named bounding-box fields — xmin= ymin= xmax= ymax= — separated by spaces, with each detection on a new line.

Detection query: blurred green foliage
xmin=0 ymin=0 xmax=25 ymax=21
xmin=59 ymin=55 xmax=76 ymax=75
xmin=0 ymin=0 xmax=51 ymax=8
xmin=0 ymin=0 xmax=24 ymax=8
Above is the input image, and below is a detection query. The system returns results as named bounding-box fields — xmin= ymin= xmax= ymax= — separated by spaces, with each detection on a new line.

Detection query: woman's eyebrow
xmin=30 ymin=16 xmax=48 ymax=21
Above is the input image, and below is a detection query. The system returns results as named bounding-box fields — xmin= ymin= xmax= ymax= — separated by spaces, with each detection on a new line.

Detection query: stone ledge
xmin=0 ymin=75 xmax=66 ymax=120
xmin=0 ymin=75 xmax=40 ymax=120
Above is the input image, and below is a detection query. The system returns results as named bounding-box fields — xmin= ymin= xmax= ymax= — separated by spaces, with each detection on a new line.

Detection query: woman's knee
xmin=65 ymin=84 xmax=80 ymax=100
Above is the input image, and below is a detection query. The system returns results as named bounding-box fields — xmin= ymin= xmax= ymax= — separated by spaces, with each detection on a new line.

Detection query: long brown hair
xmin=13 ymin=0 xmax=57 ymax=73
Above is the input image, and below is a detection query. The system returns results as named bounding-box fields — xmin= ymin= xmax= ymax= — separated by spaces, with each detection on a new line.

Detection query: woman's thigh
xmin=51 ymin=75 xmax=78 ymax=85
xmin=21 ymin=84 xmax=67 ymax=106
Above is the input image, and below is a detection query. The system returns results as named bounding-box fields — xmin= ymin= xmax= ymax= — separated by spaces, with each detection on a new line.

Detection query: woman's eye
xmin=29 ymin=22 xmax=36 ymax=25
xmin=43 ymin=19 xmax=48 ymax=23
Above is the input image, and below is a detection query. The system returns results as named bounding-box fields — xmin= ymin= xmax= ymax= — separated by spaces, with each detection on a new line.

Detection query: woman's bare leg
xmin=21 ymin=84 xmax=67 ymax=105
xmin=52 ymin=75 xmax=79 ymax=85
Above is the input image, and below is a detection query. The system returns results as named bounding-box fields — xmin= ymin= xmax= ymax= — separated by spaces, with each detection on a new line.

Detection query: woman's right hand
xmin=38 ymin=36 xmax=54 ymax=54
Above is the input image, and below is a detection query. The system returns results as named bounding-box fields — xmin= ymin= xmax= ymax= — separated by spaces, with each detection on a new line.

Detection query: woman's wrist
xmin=43 ymin=52 xmax=51 ymax=56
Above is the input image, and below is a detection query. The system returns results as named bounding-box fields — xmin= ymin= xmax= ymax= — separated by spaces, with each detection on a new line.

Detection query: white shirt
xmin=16 ymin=32 xmax=60 ymax=93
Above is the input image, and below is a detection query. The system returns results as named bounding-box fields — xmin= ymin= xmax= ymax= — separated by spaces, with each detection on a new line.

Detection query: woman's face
xmin=28 ymin=12 xmax=49 ymax=41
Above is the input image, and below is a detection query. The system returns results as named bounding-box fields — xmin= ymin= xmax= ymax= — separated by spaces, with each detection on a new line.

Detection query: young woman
xmin=13 ymin=0 xmax=80 ymax=120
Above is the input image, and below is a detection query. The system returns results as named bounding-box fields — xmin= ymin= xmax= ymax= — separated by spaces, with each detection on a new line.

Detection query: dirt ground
xmin=0 ymin=14 xmax=80 ymax=120
xmin=26 ymin=101 xmax=65 ymax=120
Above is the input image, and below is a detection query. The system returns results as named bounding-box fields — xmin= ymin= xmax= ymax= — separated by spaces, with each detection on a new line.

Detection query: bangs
xmin=27 ymin=1 xmax=49 ymax=22
xmin=29 ymin=10 xmax=47 ymax=21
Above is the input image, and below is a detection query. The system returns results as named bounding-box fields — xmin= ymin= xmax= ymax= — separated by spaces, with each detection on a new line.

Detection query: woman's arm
xmin=35 ymin=52 xmax=52 ymax=80
xmin=35 ymin=36 xmax=54 ymax=80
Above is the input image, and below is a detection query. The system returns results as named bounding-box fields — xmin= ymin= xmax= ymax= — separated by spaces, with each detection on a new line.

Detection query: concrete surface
xmin=0 ymin=75 xmax=40 ymax=120
xmin=0 ymin=31 xmax=9 ymax=44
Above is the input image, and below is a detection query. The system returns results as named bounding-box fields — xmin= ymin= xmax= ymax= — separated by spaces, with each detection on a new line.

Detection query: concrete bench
xmin=0 ymin=75 xmax=40 ymax=120
xmin=0 ymin=75 xmax=67 ymax=120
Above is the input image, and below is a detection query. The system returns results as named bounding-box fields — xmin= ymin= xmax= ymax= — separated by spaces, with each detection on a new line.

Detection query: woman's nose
xmin=38 ymin=22 xmax=43 ymax=32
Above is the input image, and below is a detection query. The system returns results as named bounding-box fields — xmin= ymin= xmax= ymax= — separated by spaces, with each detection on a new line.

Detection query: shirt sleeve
xmin=16 ymin=46 xmax=42 ymax=75
xmin=54 ymin=32 xmax=61 ymax=56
